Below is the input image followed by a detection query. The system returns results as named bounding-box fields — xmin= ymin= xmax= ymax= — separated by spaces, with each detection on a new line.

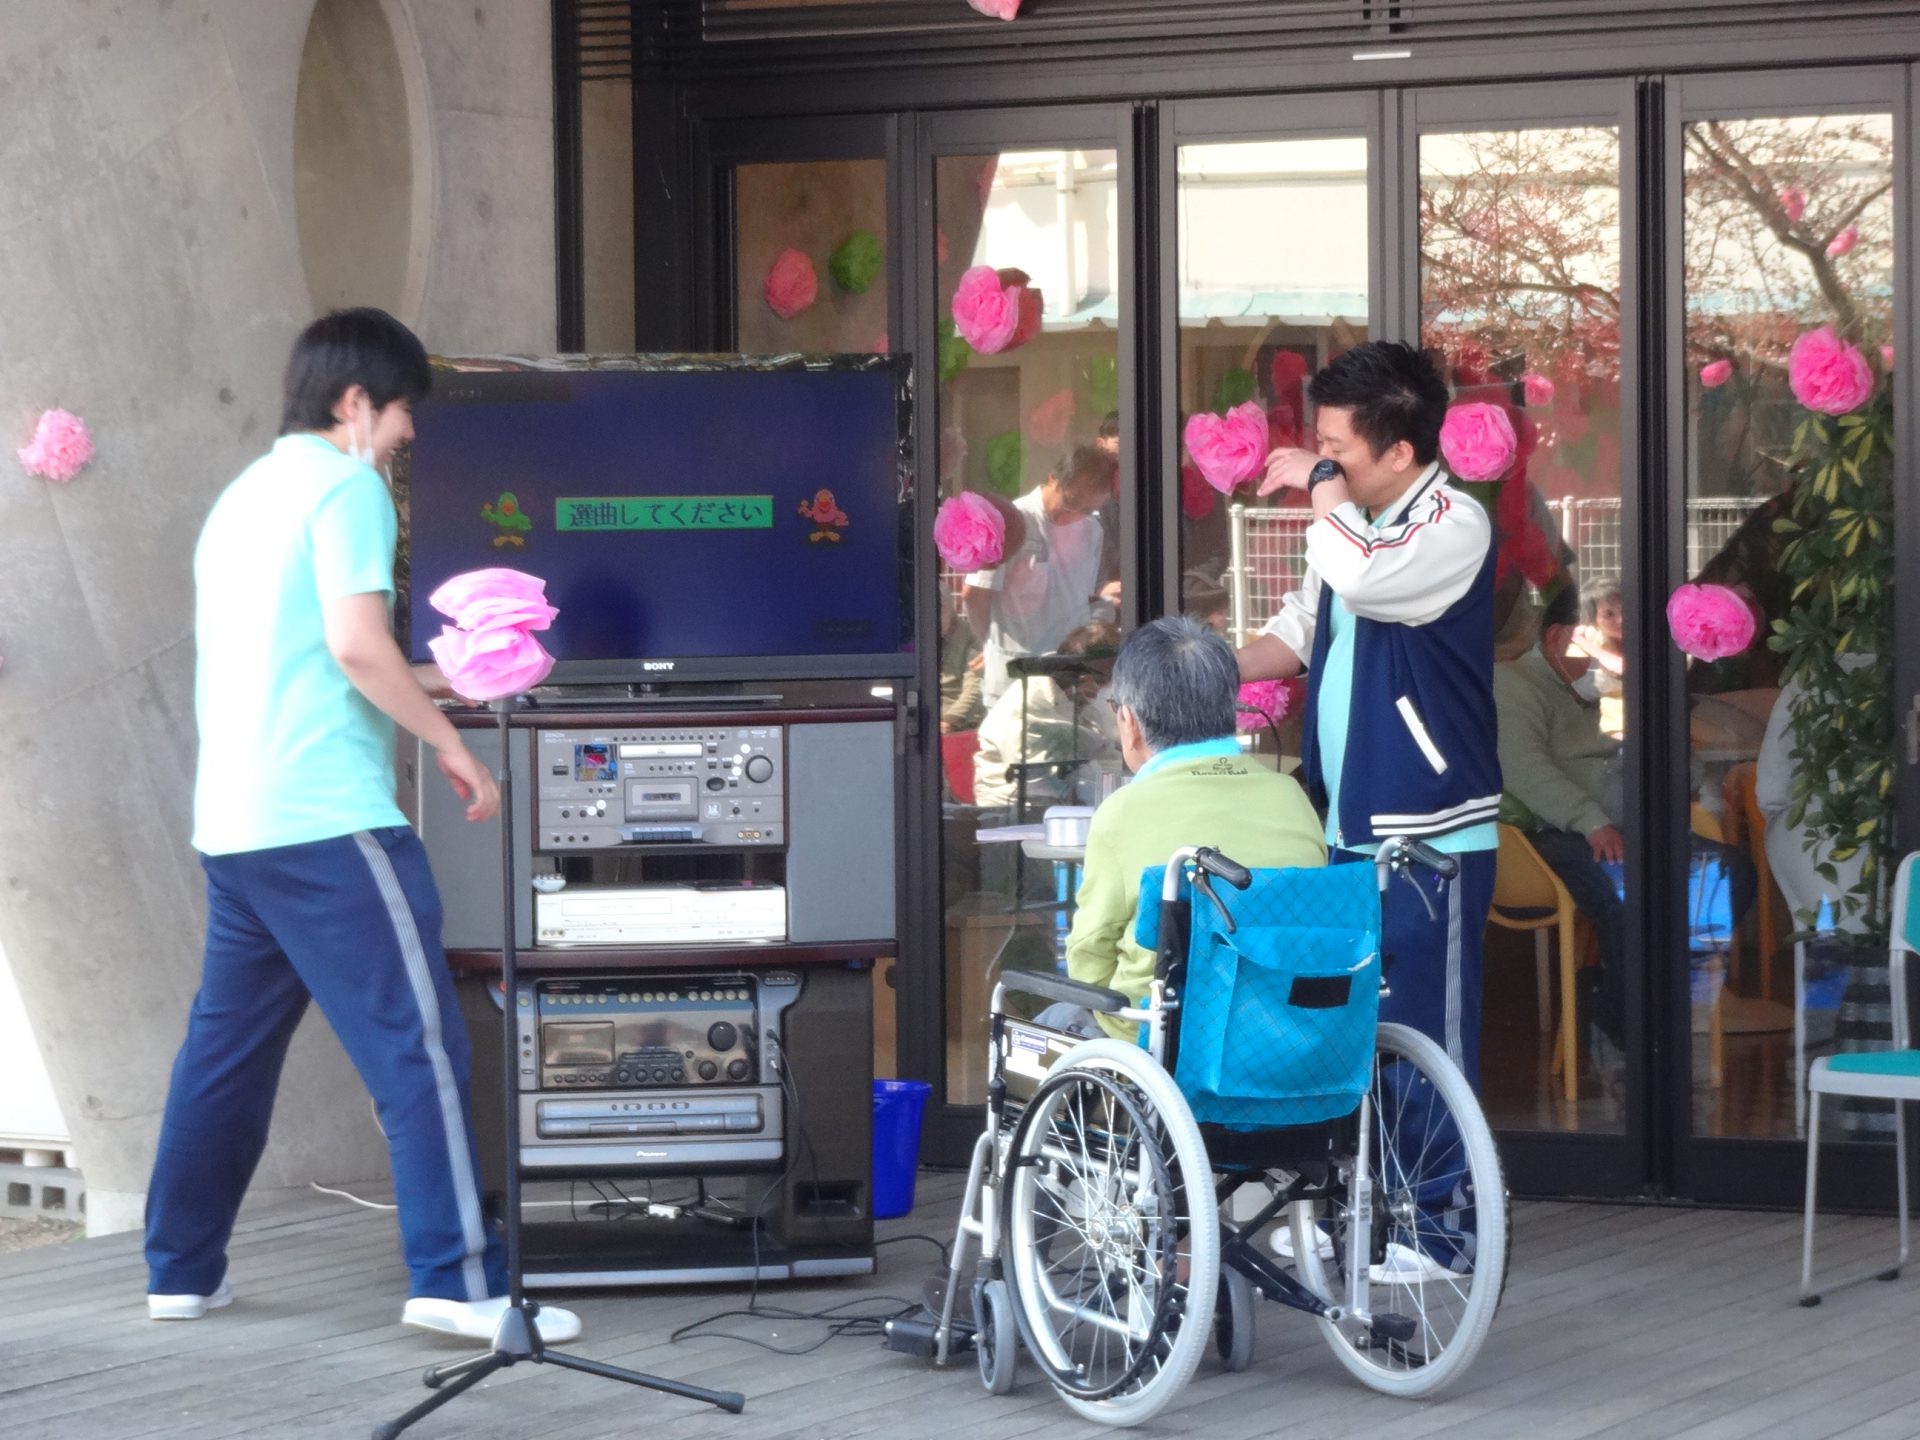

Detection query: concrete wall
xmin=0 ymin=0 xmax=554 ymax=1235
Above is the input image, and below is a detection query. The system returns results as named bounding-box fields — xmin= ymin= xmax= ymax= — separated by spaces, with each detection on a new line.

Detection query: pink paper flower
xmin=1026 ymin=388 xmax=1076 ymax=447
xmin=1882 ymin=345 xmax=1896 ymax=371
xmin=1666 ymin=583 xmax=1755 ymax=663
xmin=1236 ymin=679 xmax=1292 ymax=732
xmin=428 ymin=624 xmax=556 ymax=701
xmin=17 ymin=408 xmax=95 ymax=483
xmin=950 ymin=266 xmax=1023 ymax=354
xmin=1699 ymin=358 xmax=1733 ymax=389
xmin=763 ymin=248 xmax=818 ymax=320
xmin=966 ymin=0 xmax=1021 ymax=19
xmin=1183 ymin=402 xmax=1268 ymax=493
xmin=428 ymin=569 xmax=558 ymax=633
xmin=1825 ymin=226 xmax=1859 ymax=259
xmin=426 ymin=567 xmax=559 ymax=699
xmin=933 ymin=492 xmax=1007 ymax=571
xmin=1788 ymin=325 xmax=1874 ymax=416
xmin=1522 ymin=372 xmax=1555 ymax=407
xmin=1778 ymin=186 xmax=1807 ymax=223
xmin=1179 ymin=463 xmax=1216 ymax=521
xmin=1439 ymin=402 xmax=1517 ymax=482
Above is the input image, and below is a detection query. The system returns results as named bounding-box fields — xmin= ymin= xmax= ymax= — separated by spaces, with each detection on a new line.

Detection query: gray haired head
xmin=1110 ymin=616 xmax=1240 ymax=752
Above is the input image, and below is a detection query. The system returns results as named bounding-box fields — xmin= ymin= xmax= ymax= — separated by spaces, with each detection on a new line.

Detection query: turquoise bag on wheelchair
xmin=1134 ymin=861 xmax=1382 ymax=1129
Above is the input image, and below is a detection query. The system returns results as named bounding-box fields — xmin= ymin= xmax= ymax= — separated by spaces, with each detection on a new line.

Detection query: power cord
xmin=669 ymin=1035 xmax=948 ymax=1355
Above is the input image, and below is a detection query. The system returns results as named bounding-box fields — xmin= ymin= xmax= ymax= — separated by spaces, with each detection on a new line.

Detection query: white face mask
xmin=348 ymin=408 xmax=376 ymax=468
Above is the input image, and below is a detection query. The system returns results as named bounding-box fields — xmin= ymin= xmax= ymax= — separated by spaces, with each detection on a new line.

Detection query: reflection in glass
xmin=1175 ymin=137 xmax=1368 ymax=704
xmin=734 ymin=160 xmax=889 ymax=355
xmin=1681 ymin=114 xmax=1896 ymax=1143
xmin=937 ymin=148 xmax=1124 ymax=1103
xmin=1420 ymin=126 xmax=1625 ymax=1135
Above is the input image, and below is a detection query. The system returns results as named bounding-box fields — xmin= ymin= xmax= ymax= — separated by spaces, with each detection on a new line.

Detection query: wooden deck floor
xmin=4 ymin=1174 xmax=1919 ymax=1440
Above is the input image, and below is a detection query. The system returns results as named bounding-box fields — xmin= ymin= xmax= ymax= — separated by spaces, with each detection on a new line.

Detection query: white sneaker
xmin=402 ymin=1295 xmax=583 ymax=1344
xmin=148 ymin=1277 xmax=234 ymax=1320
xmin=1269 ymin=1225 xmax=1335 ymax=1262
xmin=1369 ymin=1241 xmax=1459 ymax=1285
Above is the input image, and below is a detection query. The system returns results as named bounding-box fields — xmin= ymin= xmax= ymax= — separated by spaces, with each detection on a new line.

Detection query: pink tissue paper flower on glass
xmin=1438 ymin=402 xmax=1517 ymax=482
xmin=933 ymin=492 xmax=1007 ymax=571
xmin=1883 ymin=345 xmax=1896 ymax=371
xmin=1699 ymin=358 xmax=1733 ymax=389
xmin=1183 ymin=401 xmax=1268 ymax=493
xmin=426 ymin=568 xmax=559 ymax=701
xmin=1522 ymin=372 xmax=1555 ymax=407
xmin=966 ymin=0 xmax=1021 ymax=17
xmin=763 ymin=248 xmax=818 ymax=320
xmin=1778 ymin=186 xmax=1807 ymax=223
xmin=1666 ymin=583 xmax=1755 ymax=663
xmin=17 ymin=408 xmax=95 ymax=483
xmin=1236 ymin=679 xmax=1292 ymax=732
xmin=1026 ymin=388 xmax=1075 ymax=447
xmin=1825 ymin=226 xmax=1859 ymax=259
xmin=1788 ymin=325 xmax=1874 ymax=416
xmin=951 ymin=265 xmax=1024 ymax=354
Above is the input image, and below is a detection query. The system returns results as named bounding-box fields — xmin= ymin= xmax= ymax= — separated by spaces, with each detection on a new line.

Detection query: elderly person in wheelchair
xmin=1036 ymin=616 xmax=1326 ymax=1040
xmin=890 ymin=619 xmax=1508 ymax=1426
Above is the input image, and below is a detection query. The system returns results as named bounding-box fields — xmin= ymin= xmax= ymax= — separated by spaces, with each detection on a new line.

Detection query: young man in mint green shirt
xmin=1057 ymin=618 xmax=1327 ymax=1040
xmin=144 ymin=309 xmax=580 ymax=1345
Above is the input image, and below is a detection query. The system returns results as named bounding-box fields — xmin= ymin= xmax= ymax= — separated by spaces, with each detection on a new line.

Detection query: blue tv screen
xmin=405 ymin=357 xmax=914 ymax=682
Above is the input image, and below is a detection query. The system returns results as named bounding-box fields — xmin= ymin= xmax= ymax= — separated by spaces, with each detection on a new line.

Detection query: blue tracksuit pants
xmin=145 ymin=826 xmax=508 ymax=1302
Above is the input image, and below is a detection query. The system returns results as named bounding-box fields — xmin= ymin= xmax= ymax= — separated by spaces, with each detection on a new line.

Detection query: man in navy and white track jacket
xmin=1237 ymin=343 xmax=1499 ymax=1272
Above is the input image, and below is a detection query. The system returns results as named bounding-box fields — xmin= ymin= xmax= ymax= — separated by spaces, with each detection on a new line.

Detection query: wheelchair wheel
xmin=974 ymin=1278 xmax=1018 ymax=1395
xmin=1289 ymin=1022 xmax=1506 ymax=1398
xmin=1214 ymin=1266 xmax=1256 ymax=1373
xmin=1001 ymin=1039 xmax=1220 ymax=1427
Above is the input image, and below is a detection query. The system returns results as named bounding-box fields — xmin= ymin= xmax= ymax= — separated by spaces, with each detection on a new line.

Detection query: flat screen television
xmin=405 ymin=355 xmax=915 ymax=683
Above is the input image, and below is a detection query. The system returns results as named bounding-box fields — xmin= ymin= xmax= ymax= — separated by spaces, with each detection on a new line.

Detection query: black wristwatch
xmin=1306 ymin=458 xmax=1344 ymax=493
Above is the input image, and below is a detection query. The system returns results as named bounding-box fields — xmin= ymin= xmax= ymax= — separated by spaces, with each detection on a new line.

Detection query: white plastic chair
xmin=1799 ymin=851 xmax=1920 ymax=1305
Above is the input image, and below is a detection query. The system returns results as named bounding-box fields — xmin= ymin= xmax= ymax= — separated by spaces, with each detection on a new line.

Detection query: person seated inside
xmin=1569 ymin=572 xmax=1625 ymax=736
xmin=1037 ymin=616 xmax=1326 ymax=1041
xmin=1491 ymin=594 xmax=1630 ymax=1066
xmin=972 ymin=620 xmax=1120 ymax=814
xmin=1493 ymin=594 xmax=1753 ymax=1075
xmin=938 ymin=589 xmax=985 ymax=736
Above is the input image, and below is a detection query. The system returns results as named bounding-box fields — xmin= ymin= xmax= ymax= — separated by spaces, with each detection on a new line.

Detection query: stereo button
xmin=697 ymin=1060 xmax=718 ymax=1081
xmin=705 ymin=776 xmax=725 ymax=791
xmin=726 ymin=1059 xmax=750 ymax=1082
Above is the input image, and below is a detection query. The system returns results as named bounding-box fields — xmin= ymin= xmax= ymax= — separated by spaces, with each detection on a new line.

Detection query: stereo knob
xmin=697 ymin=1059 xmax=718 ymax=1081
xmin=744 ymin=755 xmax=774 ymax=783
xmin=726 ymin=1058 xmax=750 ymax=1082
xmin=707 ymin=1021 xmax=738 ymax=1051
xmin=614 ymin=1067 xmax=631 ymax=1084
xmin=670 ymin=1067 xmax=685 ymax=1083
xmin=651 ymin=1068 xmax=668 ymax=1082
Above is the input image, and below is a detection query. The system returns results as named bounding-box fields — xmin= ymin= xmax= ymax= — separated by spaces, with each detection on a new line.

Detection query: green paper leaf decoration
xmin=1083 ymin=354 xmax=1119 ymax=417
xmin=829 ymin=230 xmax=884 ymax=294
xmin=939 ymin=319 xmax=972 ymax=384
xmin=1212 ymin=368 xmax=1257 ymax=411
xmin=985 ymin=431 xmax=1024 ymax=496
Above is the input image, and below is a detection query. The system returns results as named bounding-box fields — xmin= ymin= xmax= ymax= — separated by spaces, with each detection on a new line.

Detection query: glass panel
xmin=733 ymin=159 xmax=890 ymax=354
xmin=581 ymin=76 xmax=634 ymax=351
xmin=937 ymin=147 xmax=1124 ymax=1104
xmin=1177 ymin=136 xmax=1369 ymax=694
xmin=1420 ymin=125 xmax=1625 ymax=1134
xmin=1680 ymin=113 xmax=1896 ymax=1143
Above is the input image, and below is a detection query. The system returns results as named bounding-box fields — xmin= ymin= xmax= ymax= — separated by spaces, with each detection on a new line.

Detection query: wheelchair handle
xmin=1377 ymin=836 xmax=1458 ymax=880
xmin=1192 ymin=847 xmax=1253 ymax=891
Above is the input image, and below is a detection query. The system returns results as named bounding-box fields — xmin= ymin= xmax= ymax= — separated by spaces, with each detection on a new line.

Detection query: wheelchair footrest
xmin=1368 ymin=1312 xmax=1418 ymax=1346
xmin=882 ymin=1314 xmax=974 ymax=1360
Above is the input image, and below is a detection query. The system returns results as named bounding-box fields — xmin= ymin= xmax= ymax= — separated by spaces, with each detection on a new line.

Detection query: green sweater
xmin=1491 ymin=648 xmax=1619 ymax=839
xmin=1065 ymin=749 xmax=1327 ymax=1039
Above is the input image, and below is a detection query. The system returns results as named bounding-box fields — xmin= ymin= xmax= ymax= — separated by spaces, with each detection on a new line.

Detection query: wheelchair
xmin=887 ymin=837 xmax=1507 ymax=1426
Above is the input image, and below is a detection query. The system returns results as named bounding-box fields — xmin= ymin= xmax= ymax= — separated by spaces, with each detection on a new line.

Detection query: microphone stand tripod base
xmin=373 ymin=697 xmax=746 ymax=1438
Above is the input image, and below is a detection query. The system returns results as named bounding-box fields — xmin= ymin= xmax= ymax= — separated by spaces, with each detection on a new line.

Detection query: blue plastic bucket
xmin=870 ymin=1078 xmax=932 ymax=1219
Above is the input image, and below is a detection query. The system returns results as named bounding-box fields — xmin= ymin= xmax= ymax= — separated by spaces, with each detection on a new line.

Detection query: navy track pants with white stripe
xmin=145 ymin=826 xmax=508 ymax=1302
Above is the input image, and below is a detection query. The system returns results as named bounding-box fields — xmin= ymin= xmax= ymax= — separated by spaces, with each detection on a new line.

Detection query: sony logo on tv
xmin=642 ymin=661 xmax=676 ymax=671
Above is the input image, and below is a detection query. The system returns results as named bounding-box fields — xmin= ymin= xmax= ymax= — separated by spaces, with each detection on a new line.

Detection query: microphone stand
xmin=374 ymin=698 xmax=746 ymax=1439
